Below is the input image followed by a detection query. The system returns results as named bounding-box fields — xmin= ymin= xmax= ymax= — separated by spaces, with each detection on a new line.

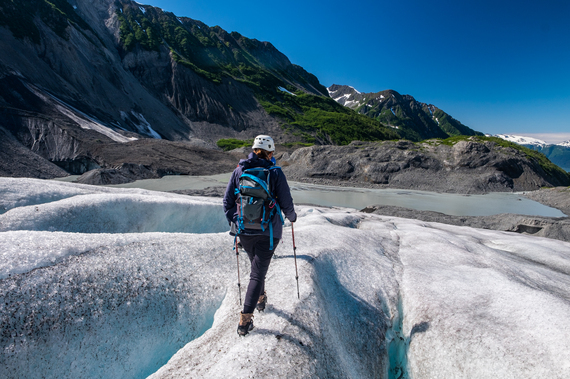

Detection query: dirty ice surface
xmin=1 ymin=178 xmax=569 ymax=379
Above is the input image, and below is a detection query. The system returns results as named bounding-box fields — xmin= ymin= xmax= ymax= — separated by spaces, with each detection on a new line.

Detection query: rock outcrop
xmin=0 ymin=126 xmax=69 ymax=179
xmin=281 ymin=139 xmax=570 ymax=194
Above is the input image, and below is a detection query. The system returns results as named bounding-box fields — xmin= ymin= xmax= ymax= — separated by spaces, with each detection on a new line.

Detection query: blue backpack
xmin=235 ymin=166 xmax=284 ymax=248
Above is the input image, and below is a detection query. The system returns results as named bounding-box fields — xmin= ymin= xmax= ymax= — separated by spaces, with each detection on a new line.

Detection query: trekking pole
xmin=234 ymin=236 xmax=242 ymax=305
xmin=292 ymin=223 xmax=300 ymax=299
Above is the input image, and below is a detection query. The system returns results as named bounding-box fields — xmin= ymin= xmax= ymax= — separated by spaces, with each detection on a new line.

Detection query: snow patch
xmin=329 ymin=86 xmax=361 ymax=99
xmin=24 ymin=83 xmax=137 ymax=143
xmin=121 ymin=111 xmax=162 ymax=139
xmin=332 ymin=92 xmax=362 ymax=108
xmin=334 ymin=93 xmax=351 ymax=102
xmin=278 ymin=86 xmax=296 ymax=96
xmin=348 ymin=85 xmax=361 ymax=94
xmin=496 ymin=134 xmax=548 ymax=147
xmin=9 ymin=69 xmax=24 ymax=78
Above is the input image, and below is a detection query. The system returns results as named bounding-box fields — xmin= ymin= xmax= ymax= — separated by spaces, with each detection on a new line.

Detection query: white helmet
xmin=252 ymin=135 xmax=275 ymax=152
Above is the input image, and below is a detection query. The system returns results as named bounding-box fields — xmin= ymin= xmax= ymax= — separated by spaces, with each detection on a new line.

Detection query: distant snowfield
xmin=1 ymin=178 xmax=569 ymax=379
xmin=495 ymin=134 xmax=548 ymax=147
xmin=495 ymin=133 xmax=570 ymax=149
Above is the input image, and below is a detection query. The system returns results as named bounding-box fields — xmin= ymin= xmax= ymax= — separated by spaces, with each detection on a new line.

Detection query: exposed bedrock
xmin=281 ymin=140 xmax=570 ymax=194
xmin=0 ymin=126 xmax=69 ymax=179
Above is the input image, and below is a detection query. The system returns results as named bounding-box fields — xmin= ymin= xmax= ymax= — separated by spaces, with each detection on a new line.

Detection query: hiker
xmin=223 ymin=135 xmax=297 ymax=336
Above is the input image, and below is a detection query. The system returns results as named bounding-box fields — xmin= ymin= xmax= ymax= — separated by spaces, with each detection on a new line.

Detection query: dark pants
xmin=239 ymin=235 xmax=280 ymax=314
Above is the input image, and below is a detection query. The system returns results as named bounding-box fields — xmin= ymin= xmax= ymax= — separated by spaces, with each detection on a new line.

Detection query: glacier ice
xmin=1 ymin=178 xmax=569 ymax=379
xmin=496 ymin=134 xmax=548 ymax=147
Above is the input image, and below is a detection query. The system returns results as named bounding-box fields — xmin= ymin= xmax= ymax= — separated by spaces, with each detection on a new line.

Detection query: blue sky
xmin=142 ymin=0 xmax=570 ymax=143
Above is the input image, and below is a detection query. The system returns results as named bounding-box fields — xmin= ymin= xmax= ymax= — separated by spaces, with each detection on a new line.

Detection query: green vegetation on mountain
xmin=116 ymin=4 xmax=325 ymax=91
xmin=114 ymin=3 xmax=399 ymax=145
xmin=261 ymin=93 xmax=399 ymax=145
xmin=367 ymin=105 xmax=428 ymax=141
xmin=216 ymin=138 xmax=253 ymax=151
xmin=0 ymin=0 xmax=93 ymax=43
xmin=523 ymin=145 xmax=570 ymax=173
xmin=216 ymin=138 xmax=314 ymax=151
xmin=369 ymin=105 xmax=483 ymax=141
xmin=330 ymin=86 xmax=483 ymax=142
xmin=432 ymin=109 xmax=482 ymax=137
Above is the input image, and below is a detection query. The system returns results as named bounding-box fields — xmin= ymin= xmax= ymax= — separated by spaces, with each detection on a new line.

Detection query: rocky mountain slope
xmin=0 ymin=125 xmax=69 ymax=178
xmin=328 ymin=84 xmax=482 ymax=141
xmin=280 ymin=136 xmax=570 ymax=194
xmin=496 ymin=134 xmax=570 ymax=172
xmin=2 ymin=0 xmax=395 ymax=179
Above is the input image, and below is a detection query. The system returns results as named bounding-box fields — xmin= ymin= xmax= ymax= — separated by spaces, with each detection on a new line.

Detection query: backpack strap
xmin=267 ymin=201 xmax=285 ymax=251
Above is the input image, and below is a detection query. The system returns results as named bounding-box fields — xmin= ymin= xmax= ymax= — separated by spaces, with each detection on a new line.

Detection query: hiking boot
xmin=237 ymin=312 xmax=254 ymax=336
xmin=256 ymin=291 xmax=267 ymax=312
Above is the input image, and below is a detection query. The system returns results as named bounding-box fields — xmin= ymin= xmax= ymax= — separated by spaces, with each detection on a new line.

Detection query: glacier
xmin=495 ymin=134 xmax=548 ymax=147
xmin=0 ymin=178 xmax=569 ymax=379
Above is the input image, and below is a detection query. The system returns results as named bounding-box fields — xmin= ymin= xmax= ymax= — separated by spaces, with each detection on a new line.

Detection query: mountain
xmin=496 ymin=134 xmax=570 ymax=172
xmin=0 ymin=0 xmax=398 ymax=179
xmin=328 ymin=84 xmax=483 ymax=141
xmin=1 ymin=0 xmax=562 ymax=192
